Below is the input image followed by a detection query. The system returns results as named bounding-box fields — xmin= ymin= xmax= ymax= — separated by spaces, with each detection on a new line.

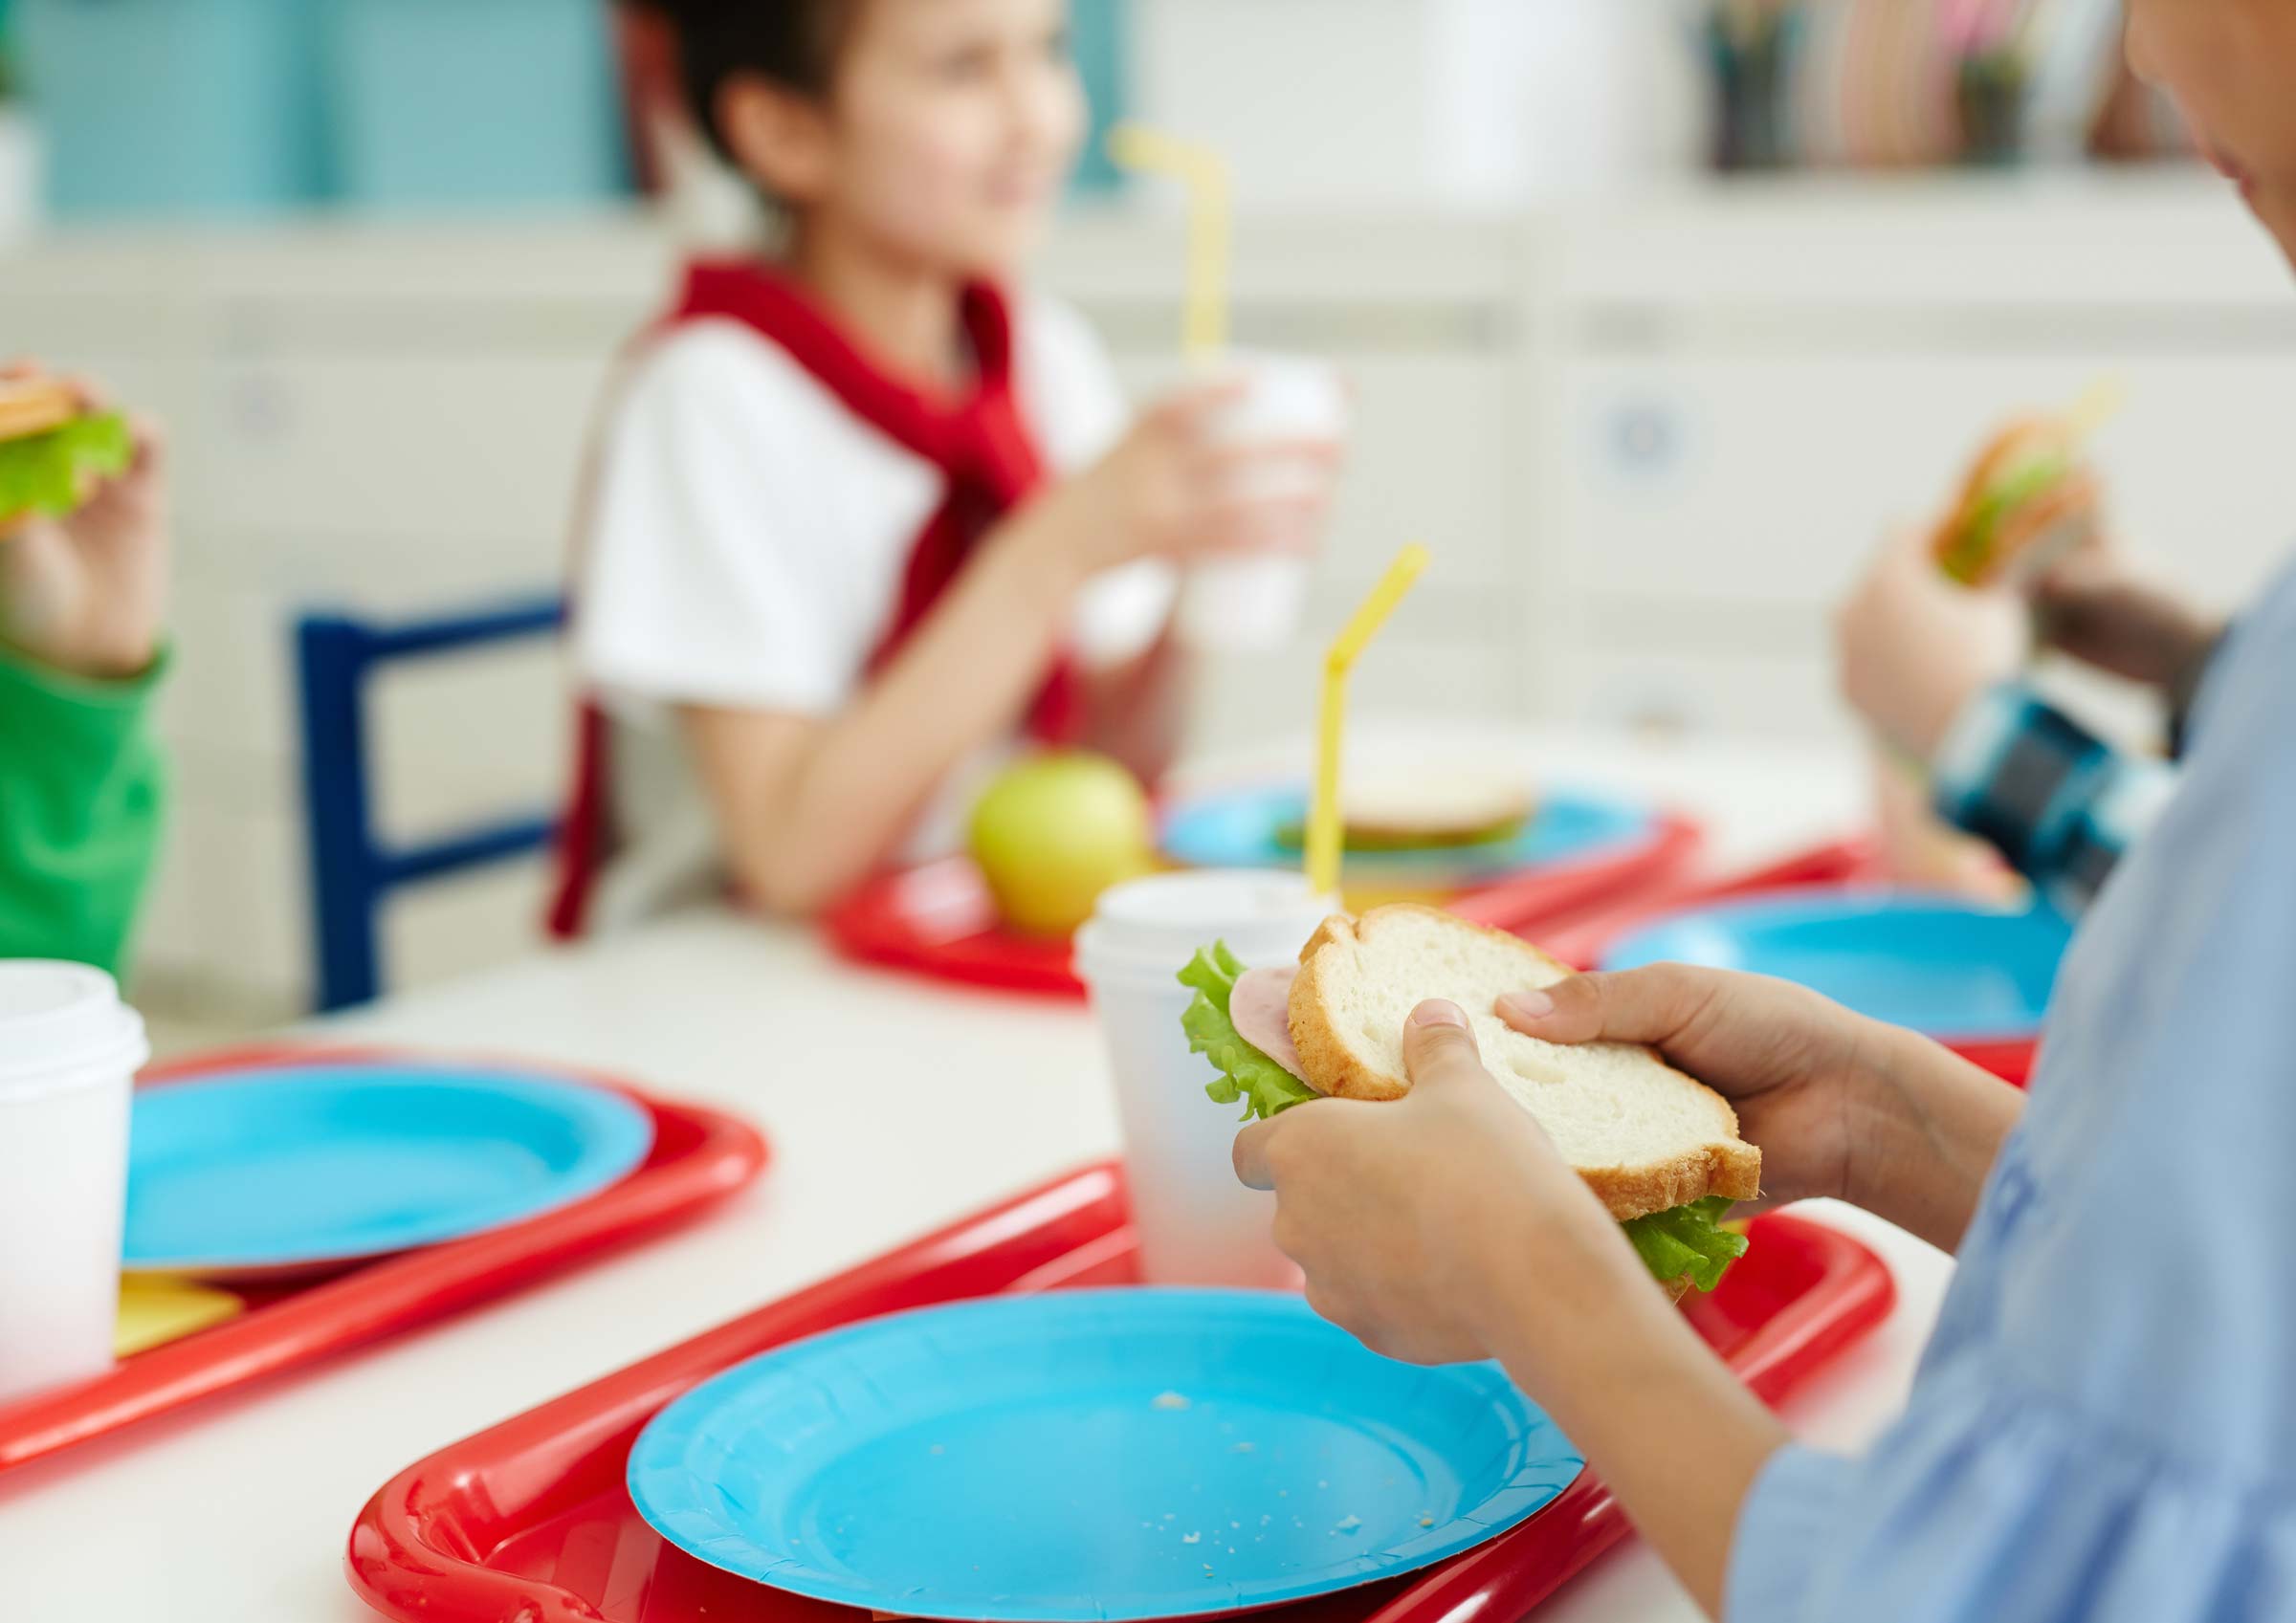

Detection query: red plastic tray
xmin=1482 ymin=837 xmax=2037 ymax=1087
xmin=347 ymin=1160 xmax=1894 ymax=1623
xmin=0 ymin=1045 xmax=768 ymax=1483
xmin=823 ymin=815 xmax=1705 ymax=1000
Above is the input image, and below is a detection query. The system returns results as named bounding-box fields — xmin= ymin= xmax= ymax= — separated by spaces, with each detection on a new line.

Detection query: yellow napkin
xmin=115 ymin=1276 xmax=245 ymax=1357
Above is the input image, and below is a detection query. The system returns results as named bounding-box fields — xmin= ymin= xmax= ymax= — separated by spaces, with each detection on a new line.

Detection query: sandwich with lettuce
xmin=0 ymin=376 xmax=132 ymax=529
xmin=1181 ymin=904 xmax=1760 ymax=1299
xmin=1932 ymin=416 xmax=2101 ymax=588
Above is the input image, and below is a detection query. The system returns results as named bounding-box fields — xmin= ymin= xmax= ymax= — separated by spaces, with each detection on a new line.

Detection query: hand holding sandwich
xmin=1237 ymin=996 xmax=1788 ymax=1622
xmin=0 ymin=368 xmax=170 ymax=682
xmin=1836 ymin=525 xmax=2026 ymax=760
xmin=1499 ymin=963 xmax=2024 ymax=1254
xmin=1231 ymin=952 xmax=2022 ymax=1619
xmin=1234 ymin=998 xmax=1635 ymax=1367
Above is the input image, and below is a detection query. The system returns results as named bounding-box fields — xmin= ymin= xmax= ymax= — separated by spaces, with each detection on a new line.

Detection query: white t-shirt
xmin=571 ymin=293 xmax=1173 ymax=930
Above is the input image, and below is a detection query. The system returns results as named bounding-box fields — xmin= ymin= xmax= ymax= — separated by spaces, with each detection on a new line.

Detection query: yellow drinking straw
xmin=1105 ymin=122 xmax=1232 ymax=359
xmin=1308 ymin=544 xmax=1432 ymax=900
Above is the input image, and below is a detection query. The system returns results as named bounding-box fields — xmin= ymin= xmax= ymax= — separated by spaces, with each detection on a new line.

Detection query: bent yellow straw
xmin=1309 ymin=544 xmax=1432 ymax=899
xmin=1106 ymin=122 xmax=1232 ymax=359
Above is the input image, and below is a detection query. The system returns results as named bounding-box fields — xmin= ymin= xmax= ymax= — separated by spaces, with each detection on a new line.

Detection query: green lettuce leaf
xmin=1621 ymin=1195 xmax=1750 ymax=1294
xmin=0 ymin=412 xmax=133 ymax=523
xmin=1178 ymin=941 xmax=1320 ymax=1122
xmin=1940 ymin=449 xmax=2069 ymax=585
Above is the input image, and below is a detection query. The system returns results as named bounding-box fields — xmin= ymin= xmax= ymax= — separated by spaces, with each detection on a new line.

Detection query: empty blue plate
xmin=628 ymin=1290 xmax=1582 ymax=1622
xmin=125 ymin=1061 xmax=655 ymax=1276
xmin=1601 ymin=889 xmax=2075 ymax=1041
xmin=1160 ymin=783 xmax=1652 ymax=879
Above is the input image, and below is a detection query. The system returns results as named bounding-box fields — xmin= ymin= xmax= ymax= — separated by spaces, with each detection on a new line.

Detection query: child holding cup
xmin=552 ymin=0 xmax=1347 ymax=935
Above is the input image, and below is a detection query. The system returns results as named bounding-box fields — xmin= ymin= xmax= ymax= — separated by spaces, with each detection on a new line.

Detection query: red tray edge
xmin=828 ymin=815 xmax=1711 ymax=1001
xmin=0 ymin=1044 xmax=770 ymax=1480
xmin=345 ymin=1163 xmax=1895 ymax=1623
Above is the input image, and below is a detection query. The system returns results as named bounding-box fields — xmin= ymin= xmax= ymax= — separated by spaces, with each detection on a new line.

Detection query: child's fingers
xmin=1146 ymin=377 xmax=1251 ymax=433
xmin=1232 ymin=1118 xmax=1281 ymax=1191
xmin=1199 ymin=494 xmax=1327 ymax=556
xmin=1203 ymin=436 xmax=1345 ymax=482
xmin=1400 ymin=1000 xmax=1490 ymax=1095
xmin=1496 ymin=965 xmax=1724 ymax=1049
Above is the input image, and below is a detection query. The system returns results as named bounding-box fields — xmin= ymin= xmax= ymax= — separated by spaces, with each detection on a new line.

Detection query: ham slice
xmin=1228 ymin=965 xmax=1305 ymax=1079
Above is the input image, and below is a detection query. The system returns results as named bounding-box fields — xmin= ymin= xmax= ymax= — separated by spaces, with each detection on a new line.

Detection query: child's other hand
xmin=1835 ymin=526 xmax=2025 ymax=761
xmin=1232 ymin=999 xmax=1633 ymax=1366
xmin=1498 ymin=964 xmax=1884 ymax=1214
xmin=0 ymin=368 xmax=170 ymax=682
xmin=1500 ymin=962 xmax=2023 ymax=1254
xmin=1049 ymin=382 xmax=1342 ymax=577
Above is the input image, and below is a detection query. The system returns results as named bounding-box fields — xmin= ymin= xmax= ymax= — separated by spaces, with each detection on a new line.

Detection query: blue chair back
xmin=294 ymin=596 xmax=566 ymax=1012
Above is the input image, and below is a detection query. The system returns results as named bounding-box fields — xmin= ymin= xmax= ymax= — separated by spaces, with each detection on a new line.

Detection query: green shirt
xmin=0 ymin=642 xmax=166 ymax=978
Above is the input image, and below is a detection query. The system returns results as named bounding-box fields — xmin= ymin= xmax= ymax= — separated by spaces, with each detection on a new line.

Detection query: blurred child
xmin=552 ymin=0 xmax=1340 ymax=933
xmin=1234 ymin=3 xmax=2296 ymax=1616
xmin=0 ymin=369 xmax=169 ymax=976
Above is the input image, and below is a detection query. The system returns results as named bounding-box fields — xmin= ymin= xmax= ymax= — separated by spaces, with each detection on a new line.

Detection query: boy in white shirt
xmin=554 ymin=0 xmax=1341 ymax=932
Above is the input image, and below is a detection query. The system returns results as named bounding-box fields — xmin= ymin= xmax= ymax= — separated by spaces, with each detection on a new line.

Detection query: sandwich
xmin=1274 ymin=772 xmax=1534 ymax=854
xmin=0 ymin=377 xmax=133 ymax=528
xmin=1932 ymin=416 xmax=2101 ymax=588
xmin=1180 ymin=904 xmax=1761 ymax=1298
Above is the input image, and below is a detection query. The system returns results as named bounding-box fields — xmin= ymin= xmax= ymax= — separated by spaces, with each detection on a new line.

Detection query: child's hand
xmin=0 ymin=370 xmax=170 ymax=682
xmin=1232 ymin=999 xmax=1634 ymax=1366
xmin=1498 ymin=965 xmax=1887 ymax=1213
xmin=1501 ymin=963 xmax=2024 ymax=1254
xmin=1835 ymin=526 xmax=2026 ymax=761
xmin=1041 ymin=383 xmax=1342 ymax=579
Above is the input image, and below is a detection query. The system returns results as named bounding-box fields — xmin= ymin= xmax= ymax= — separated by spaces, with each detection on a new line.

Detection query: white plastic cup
xmin=0 ymin=962 xmax=147 ymax=1406
xmin=1178 ymin=351 xmax=1350 ymax=651
xmin=1074 ymin=870 xmax=1337 ymax=1289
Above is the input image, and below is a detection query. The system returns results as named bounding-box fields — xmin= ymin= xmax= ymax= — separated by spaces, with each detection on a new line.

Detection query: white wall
xmin=1 ymin=171 xmax=2288 ymax=1016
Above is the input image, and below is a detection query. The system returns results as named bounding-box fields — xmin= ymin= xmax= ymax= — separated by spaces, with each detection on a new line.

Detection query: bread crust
xmin=0 ymin=380 xmax=79 ymax=445
xmin=1287 ymin=905 xmax=1762 ymax=1220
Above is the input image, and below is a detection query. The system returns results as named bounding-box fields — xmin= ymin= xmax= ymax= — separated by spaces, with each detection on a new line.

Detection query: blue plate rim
xmin=124 ymin=1061 xmax=656 ymax=1273
xmin=626 ymin=1287 xmax=1583 ymax=1623
xmin=1597 ymin=885 xmax=2070 ymax=1045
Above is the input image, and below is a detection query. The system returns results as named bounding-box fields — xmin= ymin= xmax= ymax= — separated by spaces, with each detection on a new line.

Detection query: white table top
xmin=0 ymin=728 xmax=1954 ymax=1621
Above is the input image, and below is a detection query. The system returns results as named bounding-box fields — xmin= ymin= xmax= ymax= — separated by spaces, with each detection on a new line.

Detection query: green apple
xmin=969 ymin=752 xmax=1159 ymax=937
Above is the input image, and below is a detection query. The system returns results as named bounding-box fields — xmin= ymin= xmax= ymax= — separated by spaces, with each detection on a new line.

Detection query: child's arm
xmin=1234 ymin=976 xmax=2021 ymax=1616
xmin=0 ymin=385 xmax=169 ymax=977
xmin=688 ymin=390 xmax=1335 ymax=915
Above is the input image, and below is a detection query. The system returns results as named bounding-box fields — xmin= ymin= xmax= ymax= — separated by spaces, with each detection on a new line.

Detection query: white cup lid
xmin=0 ymin=961 xmax=148 ymax=1100
xmin=1075 ymin=869 xmax=1339 ymax=984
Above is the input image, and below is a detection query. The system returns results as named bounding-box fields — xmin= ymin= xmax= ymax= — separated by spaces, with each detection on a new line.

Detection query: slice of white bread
xmin=1289 ymin=905 xmax=1760 ymax=1221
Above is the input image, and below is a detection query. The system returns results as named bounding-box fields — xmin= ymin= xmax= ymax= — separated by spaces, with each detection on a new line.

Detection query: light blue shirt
xmin=1731 ymin=552 xmax=2296 ymax=1622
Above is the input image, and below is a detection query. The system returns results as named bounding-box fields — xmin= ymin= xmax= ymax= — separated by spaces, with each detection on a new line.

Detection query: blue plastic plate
xmin=1159 ymin=783 xmax=1653 ymax=879
xmin=628 ymin=1290 xmax=1583 ymax=1622
xmin=125 ymin=1061 xmax=655 ymax=1276
xmin=1600 ymin=889 xmax=2074 ymax=1041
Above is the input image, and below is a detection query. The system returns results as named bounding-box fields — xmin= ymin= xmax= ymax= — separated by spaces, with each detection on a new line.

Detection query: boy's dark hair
xmin=649 ymin=0 xmax=858 ymax=161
